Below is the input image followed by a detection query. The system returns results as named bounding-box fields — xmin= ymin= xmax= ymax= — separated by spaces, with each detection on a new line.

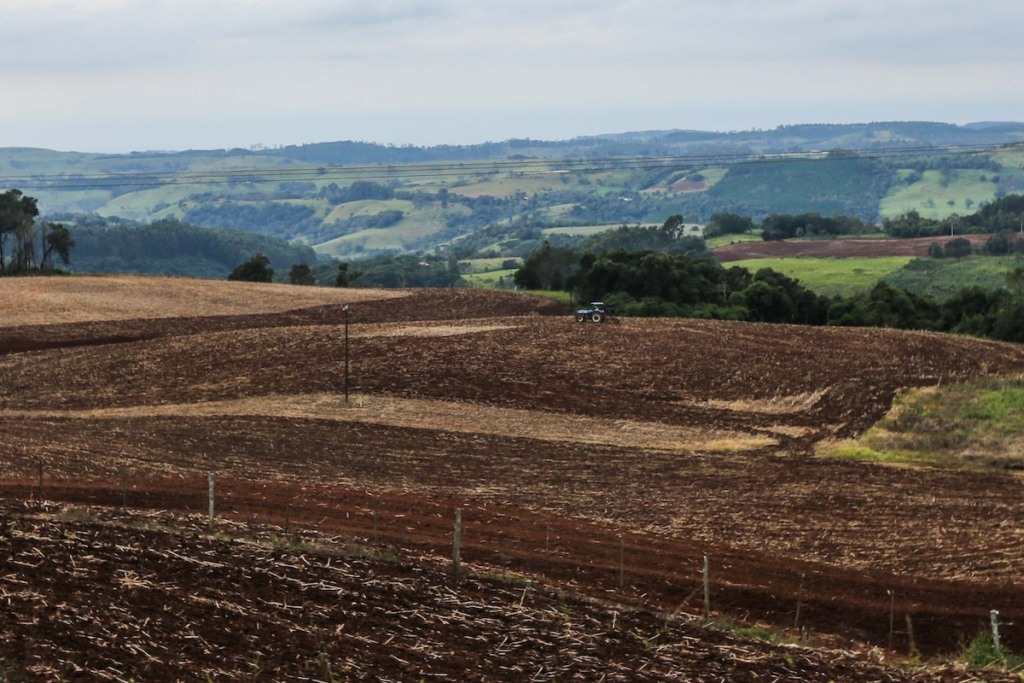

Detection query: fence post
xmin=452 ymin=508 xmax=462 ymax=576
xmin=795 ymin=573 xmax=805 ymax=632
xmin=888 ymin=590 xmax=895 ymax=649
xmin=906 ymin=614 xmax=919 ymax=659
xmin=703 ymin=555 xmax=711 ymax=621
xmin=37 ymin=460 xmax=43 ymax=492
xmin=991 ymin=609 xmax=1002 ymax=662
xmin=120 ymin=467 xmax=127 ymax=512
xmin=207 ymin=472 xmax=215 ymax=531
xmin=618 ymin=536 xmax=624 ymax=588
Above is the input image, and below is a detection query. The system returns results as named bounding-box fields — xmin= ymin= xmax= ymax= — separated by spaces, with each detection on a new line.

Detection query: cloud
xmin=0 ymin=0 xmax=1022 ymax=151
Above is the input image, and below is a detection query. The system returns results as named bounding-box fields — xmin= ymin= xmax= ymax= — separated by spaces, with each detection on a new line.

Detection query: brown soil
xmin=715 ymin=234 xmax=993 ymax=262
xmin=3 ymin=280 xmax=1024 ymax=679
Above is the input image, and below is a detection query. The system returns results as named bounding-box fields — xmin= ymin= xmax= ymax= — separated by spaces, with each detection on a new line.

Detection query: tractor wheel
xmin=591 ymin=311 xmax=605 ymax=323
xmin=575 ymin=313 xmax=586 ymax=323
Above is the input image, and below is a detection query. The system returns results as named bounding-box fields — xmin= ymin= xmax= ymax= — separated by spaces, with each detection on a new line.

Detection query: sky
xmin=2 ymin=0 xmax=1022 ymax=153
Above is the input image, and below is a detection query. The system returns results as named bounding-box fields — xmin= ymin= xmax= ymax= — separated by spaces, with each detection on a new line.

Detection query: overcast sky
xmin=2 ymin=0 xmax=1022 ymax=153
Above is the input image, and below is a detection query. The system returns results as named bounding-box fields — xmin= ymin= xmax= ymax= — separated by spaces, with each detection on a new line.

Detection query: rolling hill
xmin=2 ymin=122 xmax=1023 ymax=266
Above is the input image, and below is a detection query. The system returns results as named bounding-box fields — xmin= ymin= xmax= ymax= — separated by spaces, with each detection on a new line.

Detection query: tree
xmin=288 ymin=262 xmax=316 ymax=285
xmin=228 ymin=253 xmax=274 ymax=282
xmin=1006 ymin=268 xmax=1024 ymax=299
xmin=882 ymin=210 xmax=942 ymax=238
xmin=658 ymin=214 xmax=686 ymax=240
xmin=0 ymin=189 xmax=40 ymax=272
xmin=335 ymin=262 xmax=362 ymax=287
xmin=983 ymin=231 xmax=1013 ymax=256
xmin=704 ymin=212 xmax=755 ymax=238
xmin=40 ymin=222 xmax=74 ymax=269
xmin=514 ymin=240 xmax=578 ymax=291
xmin=944 ymin=237 xmax=973 ymax=260
xmin=740 ymin=280 xmax=796 ymax=323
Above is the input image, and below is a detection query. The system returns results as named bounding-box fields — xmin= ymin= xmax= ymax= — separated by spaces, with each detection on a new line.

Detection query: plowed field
xmin=3 ymin=276 xmax=1024 ymax=680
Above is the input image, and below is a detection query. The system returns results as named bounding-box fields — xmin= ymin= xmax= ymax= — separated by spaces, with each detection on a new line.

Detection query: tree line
xmin=0 ymin=189 xmax=74 ymax=274
xmin=515 ymin=215 xmax=1024 ymax=342
xmin=883 ymin=195 xmax=1024 ymax=238
xmin=699 ymin=194 xmax=1024 ymax=243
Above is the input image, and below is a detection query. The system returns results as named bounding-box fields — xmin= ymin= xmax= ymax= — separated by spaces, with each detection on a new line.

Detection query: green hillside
xmin=880 ymin=169 xmax=1000 ymax=219
xmin=883 ymin=255 xmax=1024 ymax=301
xmin=66 ymin=218 xmax=320 ymax=280
xmin=3 ymin=122 xmax=1024 ymax=264
xmin=730 ymin=256 xmax=914 ymax=298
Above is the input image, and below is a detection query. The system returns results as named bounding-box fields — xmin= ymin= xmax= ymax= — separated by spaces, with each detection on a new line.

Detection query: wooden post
xmin=618 ymin=536 xmax=624 ymax=588
xmin=888 ymin=590 xmax=895 ymax=649
xmin=991 ymin=610 xmax=1002 ymax=662
xmin=372 ymin=506 xmax=379 ymax=543
xmin=342 ymin=305 xmax=350 ymax=405
xmin=905 ymin=614 xmax=919 ymax=658
xmin=121 ymin=469 xmax=127 ymax=512
xmin=452 ymin=508 xmax=462 ymax=576
xmin=207 ymin=472 xmax=215 ymax=531
xmin=37 ymin=460 xmax=43 ymax=491
xmin=544 ymin=526 xmax=551 ymax=575
xmin=703 ymin=555 xmax=711 ymax=621
xmin=795 ymin=573 xmax=805 ymax=631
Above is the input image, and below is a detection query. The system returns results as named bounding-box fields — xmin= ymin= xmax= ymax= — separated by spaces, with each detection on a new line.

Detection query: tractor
xmin=575 ymin=302 xmax=609 ymax=323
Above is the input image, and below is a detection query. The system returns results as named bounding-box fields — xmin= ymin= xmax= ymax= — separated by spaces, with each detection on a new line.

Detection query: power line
xmin=0 ymin=141 xmax=1016 ymax=192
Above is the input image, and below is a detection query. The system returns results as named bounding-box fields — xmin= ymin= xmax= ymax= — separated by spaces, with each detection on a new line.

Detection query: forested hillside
xmin=63 ymin=217 xmax=319 ymax=279
xmin=2 ymin=121 xmax=1023 ymax=262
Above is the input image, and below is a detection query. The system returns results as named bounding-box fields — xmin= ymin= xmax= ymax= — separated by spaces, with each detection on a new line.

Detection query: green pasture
xmin=463 ymin=269 xmax=518 ymax=288
xmin=822 ymin=375 xmax=1024 ymax=471
xmin=882 ymin=255 xmax=1023 ymax=301
xmin=448 ymin=173 xmax=567 ymax=198
xmin=993 ymin=146 xmax=1024 ymax=168
xmin=31 ymin=189 xmax=113 ymax=215
xmin=95 ymin=185 xmax=216 ymax=221
xmin=314 ymin=204 xmax=460 ymax=257
xmin=693 ymin=167 xmax=728 ymax=188
xmin=324 ymin=199 xmax=416 ymax=221
xmin=729 ymin=256 xmax=914 ymax=297
xmin=542 ymin=224 xmax=634 ymax=237
xmin=517 ymin=289 xmax=572 ymax=304
xmin=880 ymin=169 xmax=999 ymax=220
xmin=705 ymin=233 xmax=761 ymax=248
xmin=644 ymin=166 xmax=728 ymax=193
xmin=536 ymin=204 xmax=579 ymax=221
xmin=460 ymin=257 xmax=519 ymax=273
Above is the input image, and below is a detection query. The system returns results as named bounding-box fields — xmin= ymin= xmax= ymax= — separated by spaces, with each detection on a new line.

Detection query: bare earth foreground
xmin=3 ymin=276 xmax=1024 ymax=681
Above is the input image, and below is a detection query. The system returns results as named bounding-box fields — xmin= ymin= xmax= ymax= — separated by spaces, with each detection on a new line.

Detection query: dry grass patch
xmin=681 ymin=390 xmax=825 ymax=415
xmin=818 ymin=375 xmax=1024 ymax=470
xmin=0 ymin=275 xmax=406 ymax=326
xmin=357 ymin=323 xmax=515 ymax=338
xmin=7 ymin=393 xmax=776 ymax=453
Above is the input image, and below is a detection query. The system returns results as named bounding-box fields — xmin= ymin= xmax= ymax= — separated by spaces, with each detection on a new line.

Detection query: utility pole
xmin=342 ymin=305 xmax=350 ymax=405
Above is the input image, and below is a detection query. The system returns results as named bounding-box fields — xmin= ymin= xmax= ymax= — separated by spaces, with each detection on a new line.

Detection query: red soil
xmin=2 ymin=284 xmax=1024 ymax=679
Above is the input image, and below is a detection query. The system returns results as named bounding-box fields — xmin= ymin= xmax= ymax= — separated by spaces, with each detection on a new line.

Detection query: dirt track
xmin=3 ymin=278 xmax=1024 ymax=679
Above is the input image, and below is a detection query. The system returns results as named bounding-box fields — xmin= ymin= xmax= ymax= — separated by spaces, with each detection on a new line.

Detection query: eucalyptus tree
xmin=0 ymin=189 xmax=40 ymax=272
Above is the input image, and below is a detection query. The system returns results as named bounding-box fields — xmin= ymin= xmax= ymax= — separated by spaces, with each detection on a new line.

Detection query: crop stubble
xmin=3 ymin=279 xmax=1024 ymax=677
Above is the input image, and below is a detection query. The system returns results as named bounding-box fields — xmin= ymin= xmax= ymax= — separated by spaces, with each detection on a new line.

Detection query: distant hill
xmin=2 ymin=121 xmax=1023 ymax=263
